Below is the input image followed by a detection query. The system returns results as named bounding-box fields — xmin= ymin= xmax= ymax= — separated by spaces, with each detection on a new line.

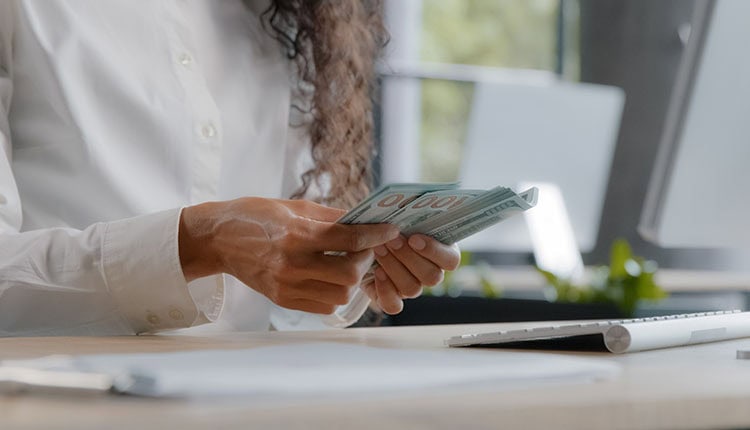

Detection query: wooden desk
xmin=2 ymin=323 xmax=750 ymax=430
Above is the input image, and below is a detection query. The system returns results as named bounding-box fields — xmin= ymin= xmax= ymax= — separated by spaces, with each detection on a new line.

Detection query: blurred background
xmin=368 ymin=0 xmax=750 ymax=325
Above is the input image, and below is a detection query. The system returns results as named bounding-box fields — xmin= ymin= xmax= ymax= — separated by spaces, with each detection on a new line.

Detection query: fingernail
xmin=374 ymin=245 xmax=388 ymax=257
xmin=374 ymin=267 xmax=387 ymax=281
xmin=408 ymin=235 xmax=426 ymax=251
xmin=386 ymin=226 xmax=400 ymax=240
xmin=387 ymin=237 xmax=403 ymax=250
xmin=383 ymin=299 xmax=403 ymax=315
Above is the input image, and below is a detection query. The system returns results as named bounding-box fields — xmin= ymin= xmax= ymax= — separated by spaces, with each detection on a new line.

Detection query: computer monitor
xmin=639 ymin=0 xmax=750 ymax=249
xmin=458 ymin=79 xmax=624 ymax=253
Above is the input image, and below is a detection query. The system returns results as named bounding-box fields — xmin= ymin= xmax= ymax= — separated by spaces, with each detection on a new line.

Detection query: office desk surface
xmin=2 ymin=322 xmax=750 ymax=430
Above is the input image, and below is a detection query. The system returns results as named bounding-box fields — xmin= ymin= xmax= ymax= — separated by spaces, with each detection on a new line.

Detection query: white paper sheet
xmin=3 ymin=343 xmax=620 ymax=398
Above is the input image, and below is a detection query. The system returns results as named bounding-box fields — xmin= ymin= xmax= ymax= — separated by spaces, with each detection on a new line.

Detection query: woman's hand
xmin=365 ymin=235 xmax=461 ymax=314
xmin=178 ymin=198 xmax=399 ymax=314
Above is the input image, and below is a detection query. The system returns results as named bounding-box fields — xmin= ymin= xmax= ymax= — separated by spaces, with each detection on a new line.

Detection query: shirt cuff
xmin=101 ymin=208 xmax=206 ymax=333
xmin=187 ymin=274 xmax=225 ymax=324
xmin=269 ymin=288 xmax=370 ymax=331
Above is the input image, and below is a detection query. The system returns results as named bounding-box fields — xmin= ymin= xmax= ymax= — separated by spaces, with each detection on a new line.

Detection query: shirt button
xmin=0 ymin=194 xmax=6 ymax=205
xmin=201 ymin=123 xmax=217 ymax=139
xmin=169 ymin=308 xmax=185 ymax=321
xmin=178 ymin=52 xmax=193 ymax=67
xmin=146 ymin=313 xmax=161 ymax=325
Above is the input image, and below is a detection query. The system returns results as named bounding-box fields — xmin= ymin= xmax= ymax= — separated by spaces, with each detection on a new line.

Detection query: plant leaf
xmin=609 ymin=238 xmax=632 ymax=279
xmin=480 ymin=277 xmax=499 ymax=298
xmin=535 ymin=267 xmax=560 ymax=286
xmin=636 ymin=272 xmax=669 ymax=300
xmin=459 ymin=250 xmax=473 ymax=267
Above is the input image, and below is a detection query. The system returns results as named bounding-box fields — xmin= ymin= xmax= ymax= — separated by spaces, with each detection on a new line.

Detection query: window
xmin=379 ymin=0 xmax=580 ymax=184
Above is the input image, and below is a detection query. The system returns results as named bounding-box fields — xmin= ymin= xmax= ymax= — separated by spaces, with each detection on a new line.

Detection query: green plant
xmin=536 ymin=239 xmax=668 ymax=317
xmin=425 ymin=250 xmax=502 ymax=298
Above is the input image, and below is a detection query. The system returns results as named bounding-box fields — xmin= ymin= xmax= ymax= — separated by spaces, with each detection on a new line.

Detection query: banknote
xmin=408 ymin=185 xmax=515 ymax=233
xmin=383 ymin=189 xmax=486 ymax=233
xmin=338 ymin=183 xmax=538 ymax=243
xmin=424 ymin=188 xmax=538 ymax=244
xmin=324 ymin=183 xmax=538 ymax=328
xmin=338 ymin=182 xmax=458 ymax=225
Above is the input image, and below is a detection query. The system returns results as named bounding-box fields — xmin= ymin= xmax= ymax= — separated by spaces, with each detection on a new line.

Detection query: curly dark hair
xmin=262 ymin=0 xmax=388 ymax=209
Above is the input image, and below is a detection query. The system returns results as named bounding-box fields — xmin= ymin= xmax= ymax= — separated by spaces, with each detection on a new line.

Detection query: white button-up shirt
xmin=0 ymin=0 xmax=342 ymax=335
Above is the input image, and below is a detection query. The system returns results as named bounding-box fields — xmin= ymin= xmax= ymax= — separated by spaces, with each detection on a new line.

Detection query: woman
xmin=0 ymin=0 xmax=459 ymax=336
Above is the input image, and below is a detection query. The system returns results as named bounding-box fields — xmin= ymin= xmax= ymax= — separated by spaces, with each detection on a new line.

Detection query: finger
xmin=298 ymin=249 xmax=374 ymax=286
xmin=384 ymin=235 xmax=445 ymax=287
xmin=286 ymin=280 xmax=354 ymax=306
xmin=278 ymin=297 xmax=337 ymax=315
xmin=374 ymin=243 xmax=423 ymax=298
xmin=291 ymin=200 xmax=347 ymax=222
xmin=308 ymin=222 xmax=400 ymax=252
xmin=374 ymin=267 xmax=404 ymax=314
xmin=407 ymin=235 xmax=461 ymax=271
xmin=361 ymin=278 xmax=379 ymax=304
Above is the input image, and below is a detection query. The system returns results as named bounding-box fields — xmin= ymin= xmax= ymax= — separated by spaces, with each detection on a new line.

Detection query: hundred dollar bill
xmin=338 ymin=182 xmax=458 ymax=225
xmin=423 ymin=187 xmax=539 ymax=244
xmin=518 ymin=187 xmax=537 ymax=204
xmin=338 ymin=183 xmax=537 ymax=244
xmin=407 ymin=185 xmax=515 ymax=234
xmin=383 ymin=189 xmax=486 ymax=233
xmin=324 ymin=183 xmax=538 ymax=328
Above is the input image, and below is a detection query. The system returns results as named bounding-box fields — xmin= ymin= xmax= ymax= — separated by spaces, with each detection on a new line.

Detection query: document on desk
xmin=1 ymin=343 xmax=619 ymax=398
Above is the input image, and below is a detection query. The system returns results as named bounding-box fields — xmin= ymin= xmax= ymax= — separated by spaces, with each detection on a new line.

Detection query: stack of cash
xmin=322 ymin=183 xmax=538 ymax=328
xmin=339 ymin=183 xmax=538 ymax=245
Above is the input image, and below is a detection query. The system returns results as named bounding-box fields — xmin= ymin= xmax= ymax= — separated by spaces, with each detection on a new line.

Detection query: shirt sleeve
xmin=101 ymin=209 xmax=210 ymax=333
xmin=0 ymin=4 xmax=217 ymax=336
xmin=0 ymin=206 xmax=217 ymax=336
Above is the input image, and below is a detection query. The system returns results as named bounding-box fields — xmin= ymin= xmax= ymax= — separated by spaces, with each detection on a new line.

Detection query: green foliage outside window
xmin=419 ymin=0 xmax=565 ymax=182
xmin=421 ymin=0 xmax=559 ymax=69
xmin=537 ymin=239 xmax=668 ymax=317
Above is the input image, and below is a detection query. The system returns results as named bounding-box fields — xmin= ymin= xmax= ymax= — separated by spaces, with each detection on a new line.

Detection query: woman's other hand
xmin=365 ymin=235 xmax=461 ymax=314
xmin=178 ymin=198 xmax=399 ymax=314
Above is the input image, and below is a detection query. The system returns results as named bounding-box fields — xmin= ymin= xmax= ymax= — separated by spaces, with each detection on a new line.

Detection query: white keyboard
xmin=445 ymin=310 xmax=750 ymax=353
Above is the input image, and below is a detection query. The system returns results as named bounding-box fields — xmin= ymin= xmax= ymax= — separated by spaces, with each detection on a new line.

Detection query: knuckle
xmin=350 ymin=248 xmax=370 ymax=263
xmin=397 ymin=278 xmax=422 ymax=297
xmin=407 ymin=277 xmax=422 ymax=291
xmin=403 ymin=286 xmax=424 ymax=299
xmin=349 ymin=229 xmax=365 ymax=252
xmin=268 ymin=255 xmax=294 ymax=278
xmin=285 ymin=219 xmax=316 ymax=244
xmin=333 ymin=287 xmax=352 ymax=305
xmin=286 ymin=225 xmax=306 ymax=243
xmin=342 ymin=265 xmax=362 ymax=286
xmin=423 ymin=270 xmax=444 ymax=287
xmin=446 ymin=256 xmax=461 ymax=271
xmin=323 ymin=304 xmax=336 ymax=314
xmin=448 ymin=246 xmax=462 ymax=270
